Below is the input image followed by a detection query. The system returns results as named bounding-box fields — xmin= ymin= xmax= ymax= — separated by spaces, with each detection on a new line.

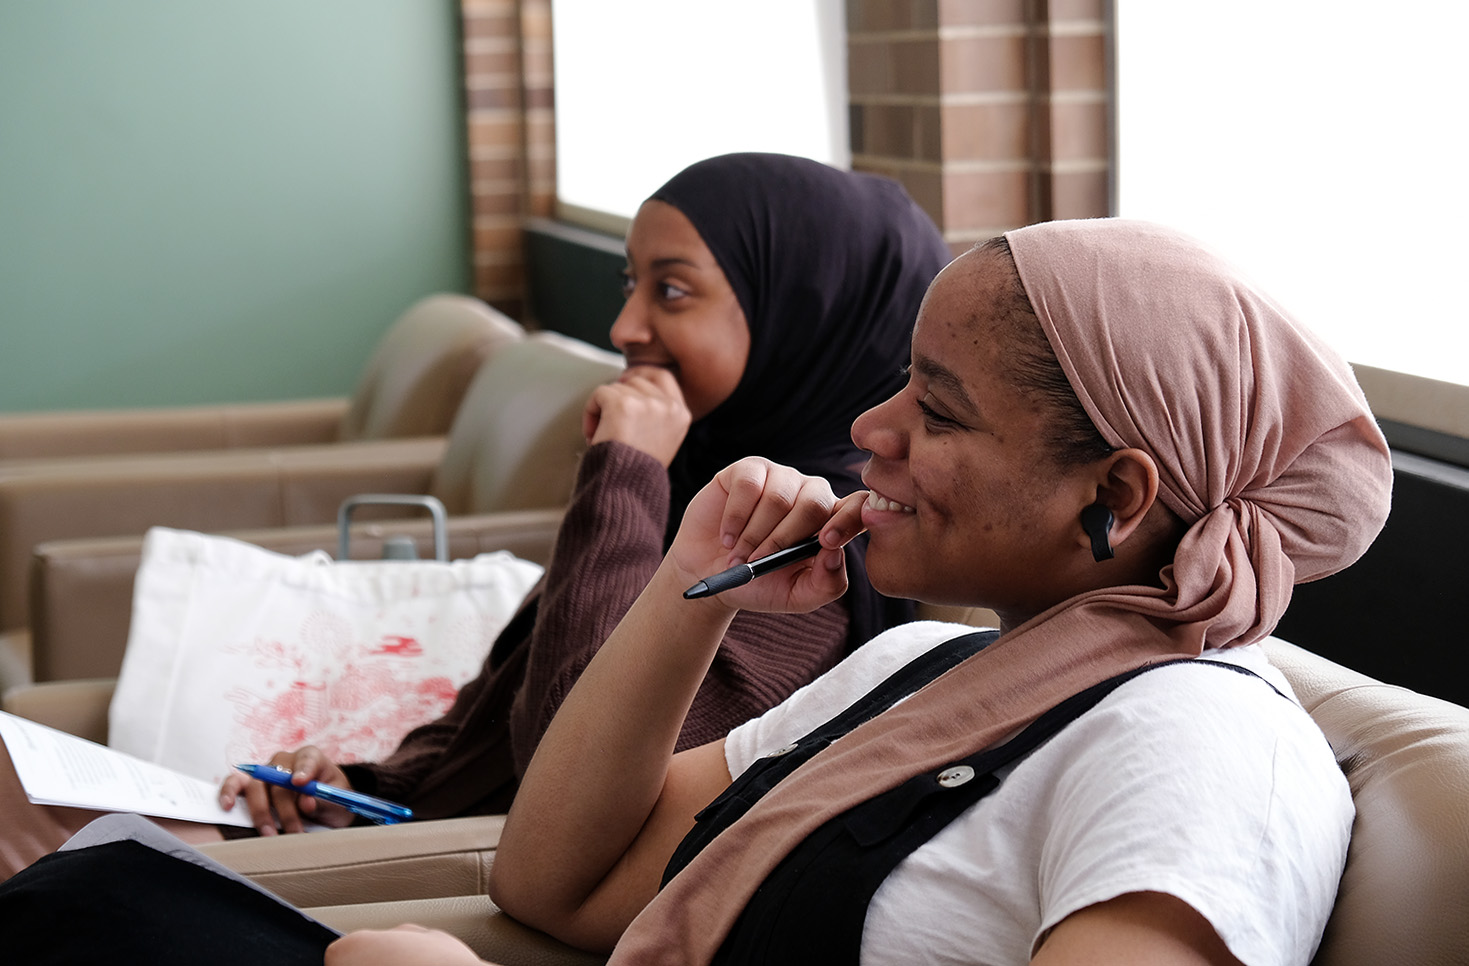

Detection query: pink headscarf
xmin=609 ymin=219 xmax=1393 ymax=965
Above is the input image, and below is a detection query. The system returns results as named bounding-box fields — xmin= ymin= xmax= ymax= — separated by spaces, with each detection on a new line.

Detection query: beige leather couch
xmin=0 ymin=294 xmax=518 ymax=462
xmin=0 ymin=294 xmax=524 ymax=644
xmin=0 ymin=331 xmax=624 ymax=687
xmin=5 ymin=619 xmax=1467 ymax=966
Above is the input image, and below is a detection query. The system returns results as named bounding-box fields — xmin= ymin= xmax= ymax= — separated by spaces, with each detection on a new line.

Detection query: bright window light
xmin=551 ymin=0 xmax=849 ymax=223
xmin=1116 ymin=2 xmax=1469 ymax=387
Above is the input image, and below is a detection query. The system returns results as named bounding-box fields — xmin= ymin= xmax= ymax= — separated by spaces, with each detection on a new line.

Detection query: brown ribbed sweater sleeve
xmin=508 ymin=441 xmax=850 ymax=772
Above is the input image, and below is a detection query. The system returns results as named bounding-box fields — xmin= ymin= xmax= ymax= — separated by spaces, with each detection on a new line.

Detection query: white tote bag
xmin=109 ymin=527 xmax=543 ymax=784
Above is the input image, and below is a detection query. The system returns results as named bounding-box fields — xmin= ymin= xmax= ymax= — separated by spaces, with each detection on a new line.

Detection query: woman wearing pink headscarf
xmin=335 ymin=219 xmax=1393 ymax=966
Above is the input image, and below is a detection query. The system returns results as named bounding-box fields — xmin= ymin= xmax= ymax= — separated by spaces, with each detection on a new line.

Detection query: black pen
xmin=683 ymin=536 xmax=825 ymax=600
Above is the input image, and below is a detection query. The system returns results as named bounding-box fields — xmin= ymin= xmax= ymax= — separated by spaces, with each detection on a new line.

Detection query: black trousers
xmin=0 ymin=840 xmax=337 ymax=965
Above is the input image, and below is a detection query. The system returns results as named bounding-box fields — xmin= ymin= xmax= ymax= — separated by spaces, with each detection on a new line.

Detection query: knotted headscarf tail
xmin=608 ymin=219 xmax=1392 ymax=966
xmin=651 ymin=153 xmax=953 ymax=645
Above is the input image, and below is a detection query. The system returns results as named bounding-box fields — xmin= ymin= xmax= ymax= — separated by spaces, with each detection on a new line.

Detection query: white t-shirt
xmin=723 ymin=621 xmax=1352 ymax=966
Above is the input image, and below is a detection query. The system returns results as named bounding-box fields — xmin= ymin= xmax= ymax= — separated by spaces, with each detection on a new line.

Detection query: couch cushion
xmin=1263 ymin=637 xmax=1469 ymax=966
xmin=341 ymin=295 xmax=524 ymax=441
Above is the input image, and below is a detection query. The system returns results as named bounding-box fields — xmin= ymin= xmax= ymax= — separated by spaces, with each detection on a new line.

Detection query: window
xmin=1115 ymin=2 xmax=1469 ymax=447
xmin=551 ymin=0 xmax=848 ymax=229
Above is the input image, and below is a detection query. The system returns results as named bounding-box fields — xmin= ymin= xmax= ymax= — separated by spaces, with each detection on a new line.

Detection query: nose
xmin=608 ymin=290 xmax=651 ymax=353
xmin=851 ymin=391 xmax=907 ymax=460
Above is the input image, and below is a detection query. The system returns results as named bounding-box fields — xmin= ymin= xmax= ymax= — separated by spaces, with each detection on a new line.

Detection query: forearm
xmin=492 ymin=456 xmax=862 ymax=950
xmin=490 ymin=560 xmax=735 ymax=948
xmin=674 ymin=602 xmax=849 ymax=750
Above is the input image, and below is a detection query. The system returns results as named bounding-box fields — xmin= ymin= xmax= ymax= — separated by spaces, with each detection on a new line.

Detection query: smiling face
xmin=609 ymin=199 xmax=751 ymax=421
xmin=851 ymin=247 xmax=1104 ymax=627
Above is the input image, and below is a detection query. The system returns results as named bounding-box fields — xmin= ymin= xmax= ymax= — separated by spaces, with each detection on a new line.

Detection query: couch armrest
xmin=0 ymin=437 xmax=446 ymax=631
xmin=1 ymin=677 xmax=116 ymax=743
xmin=304 ymin=894 xmax=608 ymax=966
xmin=28 ymin=508 xmax=564 ymax=682
xmin=1262 ymin=637 xmax=1469 ymax=966
xmin=196 ymin=814 xmax=509 ymax=907
xmin=0 ymin=399 xmax=349 ymax=461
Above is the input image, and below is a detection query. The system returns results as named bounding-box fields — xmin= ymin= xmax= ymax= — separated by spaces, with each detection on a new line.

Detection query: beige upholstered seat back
xmin=430 ymin=331 xmax=624 ymax=515
xmin=1261 ymin=637 xmax=1469 ymax=966
xmin=339 ymin=295 xmax=525 ymax=441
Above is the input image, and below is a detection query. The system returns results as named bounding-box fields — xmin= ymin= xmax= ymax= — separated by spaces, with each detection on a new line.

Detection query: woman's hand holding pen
xmin=671 ymin=456 xmax=866 ymax=615
xmin=583 ymin=365 xmax=692 ymax=468
xmin=217 ymin=744 xmax=356 ymax=836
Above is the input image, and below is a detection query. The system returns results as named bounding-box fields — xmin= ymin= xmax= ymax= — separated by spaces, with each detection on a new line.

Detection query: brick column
xmin=847 ymin=0 xmax=1110 ymax=253
xmin=461 ymin=0 xmax=556 ymax=320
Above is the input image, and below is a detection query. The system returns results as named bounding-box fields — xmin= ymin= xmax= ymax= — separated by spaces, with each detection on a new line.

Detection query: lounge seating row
xmin=0 ymin=295 xmax=624 ymax=690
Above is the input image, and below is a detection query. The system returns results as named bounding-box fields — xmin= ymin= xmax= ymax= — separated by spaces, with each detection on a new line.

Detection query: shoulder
xmin=1096 ymin=646 xmax=1317 ymax=749
xmin=1029 ymin=645 xmax=1351 ymax=964
xmin=724 ymin=621 xmax=988 ymax=775
xmin=1046 ymin=646 xmax=1343 ymax=824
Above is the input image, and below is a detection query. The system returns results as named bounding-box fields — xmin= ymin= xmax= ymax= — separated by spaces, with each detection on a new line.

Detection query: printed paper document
xmin=0 ymin=711 xmax=251 ymax=827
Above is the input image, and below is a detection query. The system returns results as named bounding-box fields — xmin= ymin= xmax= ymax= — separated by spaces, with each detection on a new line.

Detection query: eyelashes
xmin=617 ymin=271 xmax=689 ymax=302
xmin=917 ymin=397 xmax=958 ymax=428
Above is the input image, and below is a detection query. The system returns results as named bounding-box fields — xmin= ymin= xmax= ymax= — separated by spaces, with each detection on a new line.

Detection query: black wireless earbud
xmin=1080 ymin=503 xmax=1115 ymax=562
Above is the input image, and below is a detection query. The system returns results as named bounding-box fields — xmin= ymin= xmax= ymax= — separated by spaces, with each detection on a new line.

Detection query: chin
xmin=862 ymin=554 xmax=918 ymax=601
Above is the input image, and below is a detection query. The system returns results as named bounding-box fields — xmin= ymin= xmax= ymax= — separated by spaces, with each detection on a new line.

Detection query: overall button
xmin=936 ymin=764 xmax=975 ymax=788
xmin=765 ymin=742 xmax=799 ymax=758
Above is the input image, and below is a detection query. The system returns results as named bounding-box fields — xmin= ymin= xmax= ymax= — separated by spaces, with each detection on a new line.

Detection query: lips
xmin=621 ymin=358 xmax=677 ymax=373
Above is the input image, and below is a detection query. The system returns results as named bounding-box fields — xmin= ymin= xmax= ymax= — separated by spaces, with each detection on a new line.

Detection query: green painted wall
xmin=0 ymin=1 xmax=471 ymax=412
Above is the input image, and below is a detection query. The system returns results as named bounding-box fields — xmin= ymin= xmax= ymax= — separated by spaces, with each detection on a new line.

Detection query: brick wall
xmin=461 ymin=0 xmax=1112 ymax=312
xmin=848 ymin=0 xmax=1111 ymax=253
xmin=461 ymin=0 xmax=555 ymax=319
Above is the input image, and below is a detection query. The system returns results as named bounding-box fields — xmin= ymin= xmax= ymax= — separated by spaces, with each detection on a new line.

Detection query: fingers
xmin=582 ymin=367 xmax=691 ymax=466
xmin=820 ymin=490 xmax=871 ymax=549
xmin=216 ymin=745 xmax=352 ymax=835
xmin=670 ymin=458 xmax=865 ymax=614
xmin=717 ymin=459 xmax=840 ymax=564
xmin=581 ymin=390 xmax=604 ymax=443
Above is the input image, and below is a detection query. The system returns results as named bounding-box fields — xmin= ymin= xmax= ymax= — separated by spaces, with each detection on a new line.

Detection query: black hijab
xmin=649 ymin=152 xmax=951 ymax=647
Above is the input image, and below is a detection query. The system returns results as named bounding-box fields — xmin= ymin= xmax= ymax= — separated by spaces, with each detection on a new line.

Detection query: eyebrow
xmin=623 ymin=242 xmax=702 ymax=273
xmin=913 ymin=356 xmax=979 ymax=417
xmin=649 ymin=256 xmax=701 ymax=271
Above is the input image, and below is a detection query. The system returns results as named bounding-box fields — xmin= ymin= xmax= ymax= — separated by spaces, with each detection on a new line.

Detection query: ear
xmin=1084 ymin=448 xmax=1161 ymax=552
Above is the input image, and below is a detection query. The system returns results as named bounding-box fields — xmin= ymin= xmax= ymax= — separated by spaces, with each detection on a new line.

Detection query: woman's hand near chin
xmin=582 ymin=365 xmax=692 ymax=467
xmin=669 ymin=456 xmax=866 ymax=615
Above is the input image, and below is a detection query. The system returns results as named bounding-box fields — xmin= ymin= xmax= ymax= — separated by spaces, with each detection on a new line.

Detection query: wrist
xmin=652 ymin=558 xmax=740 ymax=626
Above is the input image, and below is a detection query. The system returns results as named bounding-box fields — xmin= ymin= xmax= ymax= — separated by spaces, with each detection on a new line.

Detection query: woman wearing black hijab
xmin=0 ymin=154 xmax=949 ymax=883
xmin=208 ymin=153 xmax=953 ymax=834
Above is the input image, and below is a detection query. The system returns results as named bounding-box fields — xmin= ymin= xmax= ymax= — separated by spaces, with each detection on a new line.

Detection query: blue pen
xmin=235 ymin=763 xmax=413 ymax=825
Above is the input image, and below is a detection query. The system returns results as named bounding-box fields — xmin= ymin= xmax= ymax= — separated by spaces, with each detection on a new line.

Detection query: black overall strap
xmin=707 ymin=658 xmax=1273 ymax=966
xmin=663 ymin=629 xmax=999 ymax=887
